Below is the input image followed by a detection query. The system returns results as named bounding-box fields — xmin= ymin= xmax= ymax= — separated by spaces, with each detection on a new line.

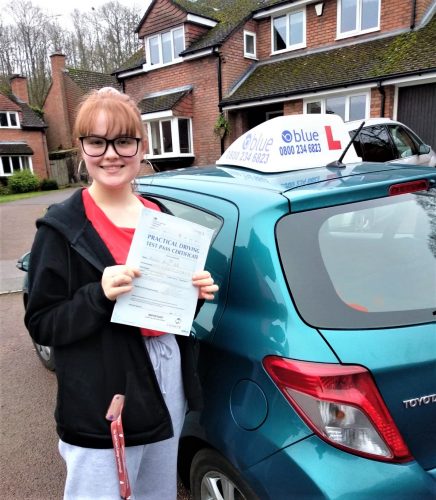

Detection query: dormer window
xmin=338 ymin=0 xmax=380 ymax=38
xmin=0 ymin=111 xmax=19 ymax=128
xmin=147 ymin=26 xmax=185 ymax=67
xmin=272 ymin=8 xmax=306 ymax=53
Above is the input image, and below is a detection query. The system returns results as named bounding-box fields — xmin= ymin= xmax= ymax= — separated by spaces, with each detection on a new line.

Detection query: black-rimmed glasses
xmin=80 ymin=136 xmax=141 ymax=157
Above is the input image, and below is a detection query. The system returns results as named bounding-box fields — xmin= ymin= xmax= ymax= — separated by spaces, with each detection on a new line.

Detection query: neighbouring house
xmin=0 ymin=75 xmax=50 ymax=183
xmin=113 ymin=0 xmax=436 ymax=169
xmin=42 ymin=53 xmax=121 ymax=182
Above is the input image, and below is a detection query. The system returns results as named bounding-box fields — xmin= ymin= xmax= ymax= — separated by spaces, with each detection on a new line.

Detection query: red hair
xmin=74 ymin=88 xmax=145 ymax=140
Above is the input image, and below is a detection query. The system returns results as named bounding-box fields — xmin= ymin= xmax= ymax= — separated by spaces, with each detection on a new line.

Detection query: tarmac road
xmin=0 ymin=188 xmax=190 ymax=499
xmin=0 ymin=292 xmax=64 ymax=499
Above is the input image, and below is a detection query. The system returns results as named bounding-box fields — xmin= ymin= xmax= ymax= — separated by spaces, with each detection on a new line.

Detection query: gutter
xmin=214 ymin=47 xmax=225 ymax=155
xmin=411 ymin=0 xmax=417 ymax=29
xmin=377 ymin=81 xmax=386 ymax=117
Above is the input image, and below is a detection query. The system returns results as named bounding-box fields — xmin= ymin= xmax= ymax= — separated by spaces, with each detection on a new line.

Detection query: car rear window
xmin=276 ymin=189 xmax=436 ymax=329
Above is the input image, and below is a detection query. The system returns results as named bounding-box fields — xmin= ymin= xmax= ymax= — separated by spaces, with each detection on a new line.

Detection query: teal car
xmin=19 ymin=115 xmax=435 ymax=498
xmin=135 ymin=116 xmax=436 ymax=499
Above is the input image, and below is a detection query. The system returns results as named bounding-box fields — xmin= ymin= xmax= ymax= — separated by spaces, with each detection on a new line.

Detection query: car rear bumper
xmin=244 ymin=435 xmax=436 ymax=499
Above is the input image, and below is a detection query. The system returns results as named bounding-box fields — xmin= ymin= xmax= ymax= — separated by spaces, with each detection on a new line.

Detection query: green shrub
xmin=8 ymin=170 xmax=40 ymax=193
xmin=40 ymin=178 xmax=59 ymax=191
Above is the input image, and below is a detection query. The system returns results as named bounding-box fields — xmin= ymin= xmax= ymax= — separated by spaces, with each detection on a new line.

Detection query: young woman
xmin=24 ymin=87 xmax=218 ymax=499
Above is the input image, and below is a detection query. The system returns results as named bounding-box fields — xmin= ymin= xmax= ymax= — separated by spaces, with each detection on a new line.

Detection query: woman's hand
xmin=102 ymin=265 xmax=141 ymax=301
xmin=192 ymin=271 xmax=219 ymax=300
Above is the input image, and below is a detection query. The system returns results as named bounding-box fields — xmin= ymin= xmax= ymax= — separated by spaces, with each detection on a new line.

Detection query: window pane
xmin=1 ymin=157 xmax=12 ymax=174
xmin=10 ymin=113 xmax=17 ymax=126
xmin=149 ymin=36 xmax=160 ymax=65
xmin=273 ymin=16 xmax=287 ymax=51
xmin=178 ymin=119 xmax=191 ymax=153
xmin=307 ymin=101 xmax=322 ymax=114
xmin=11 ymin=157 xmax=21 ymax=172
xmin=0 ymin=112 xmax=7 ymax=127
xmin=389 ymin=126 xmax=418 ymax=159
xmin=22 ymin=157 xmax=30 ymax=169
xmin=326 ymin=96 xmax=346 ymax=120
xmin=161 ymin=121 xmax=173 ymax=153
xmin=349 ymin=95 xmax=366 ymax=121
xmin=289 ymin=11 xmax=303 ymax=46
xmin=162 ymin=32 xmax=172 ymax=64
xmin=173 ymin=28 xmax=184 ymax=59
xmin=245 ymin=33 xmax=255 ymax=55
xmin=341 ymin=0 xmax=357 ymax=32
xmin=150 ymin=122 xmax=162 ymax=155
xmin=359 ymin=125 xmax=395 ymax=162
xmin=361 ymin=0 xmax=379 ymax=30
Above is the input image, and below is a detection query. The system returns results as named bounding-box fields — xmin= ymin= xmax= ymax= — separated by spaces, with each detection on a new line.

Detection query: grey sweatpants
xmin=58 ymin=334 xmax=187 ymax=500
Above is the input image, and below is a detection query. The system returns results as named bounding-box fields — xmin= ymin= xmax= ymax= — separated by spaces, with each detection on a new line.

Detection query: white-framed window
xmin=244 ymin=30 xmax=257 ymax=59
xmin=272 ymin=8 xmax=306 ymax=53
xmin=0 ymin=156 xmax=31 ymax=175
xmin=146 ymin=26 xmax=185 ymax=67
xmin=337 ymin=0 xmax=380 ymax=38
xmin=305 ymin=92 xmax=368 ymax=121
xmin=146 ymin=117 xmax=193 ymax=157
xmin=0 ymin=111 xmax=19 ymax=128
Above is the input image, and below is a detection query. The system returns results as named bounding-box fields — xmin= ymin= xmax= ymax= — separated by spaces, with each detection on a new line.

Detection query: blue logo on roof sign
xmin=281 ymin=129 xmax=320 ymax=144
xmin=242 ymin=132 xmax=274 ymax=152
xmin=282 ymin=130 xmax=293 ymax=143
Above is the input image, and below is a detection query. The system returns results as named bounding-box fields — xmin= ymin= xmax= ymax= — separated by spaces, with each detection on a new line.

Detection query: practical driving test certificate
xmin=111 ymin=208 xmax=214 ymax=335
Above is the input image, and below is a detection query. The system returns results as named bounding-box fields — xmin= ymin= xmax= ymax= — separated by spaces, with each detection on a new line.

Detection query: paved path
xmin=0 ymin=188 xmax=80 ymax=293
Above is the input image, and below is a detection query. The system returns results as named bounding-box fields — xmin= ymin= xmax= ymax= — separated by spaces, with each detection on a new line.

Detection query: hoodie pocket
xmin=122 ymin=366 xmax=173 ymax=441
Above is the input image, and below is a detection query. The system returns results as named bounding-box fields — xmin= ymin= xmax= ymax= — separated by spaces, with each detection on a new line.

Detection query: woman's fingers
xmin=192 ymin=271 xmax=219 ymax=300
xmin=102 ymin=265 xmax=141 ymax=301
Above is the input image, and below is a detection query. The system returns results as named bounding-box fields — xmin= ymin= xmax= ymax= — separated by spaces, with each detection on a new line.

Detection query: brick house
xmin=43 ymin=53 xmax=121 ymax=153
xmin=42 ymin=53 xmax=121 ymax=182
xmin=0 ymin=76 xmax=50 ymax=182
xmin=114 ymin=0 xmax=436 ymax=169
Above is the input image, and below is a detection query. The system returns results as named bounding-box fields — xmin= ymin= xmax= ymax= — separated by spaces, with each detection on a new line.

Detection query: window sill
xmin=143 ymin=58 xmax=184 ymax=72
xmin=336 ymin=27 xmax=379 ymax=41
xmin=271 ymin=43 xmax=306 ymax=56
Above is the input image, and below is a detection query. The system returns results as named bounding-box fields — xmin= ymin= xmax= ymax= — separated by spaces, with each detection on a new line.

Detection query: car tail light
xmin=263 ymin=357 xmax=413 ymax=462
xmin=389 ymin=179 xmax=429 ymax=196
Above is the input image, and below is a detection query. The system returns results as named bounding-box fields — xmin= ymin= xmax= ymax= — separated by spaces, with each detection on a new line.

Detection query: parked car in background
xmin=17 ymin=252 xmax=55 ymax=371
xmin=345 ymin=118 xmax=436 ymax=166
xmin=20 ymin=115 xmax=436 ymax=499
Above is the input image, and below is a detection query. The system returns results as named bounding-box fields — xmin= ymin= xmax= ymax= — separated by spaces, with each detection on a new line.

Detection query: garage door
xmin=397 ymin=83 xmax=436 ymax=147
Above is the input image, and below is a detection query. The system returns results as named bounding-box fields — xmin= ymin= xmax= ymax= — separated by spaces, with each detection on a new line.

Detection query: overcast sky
xmin=0 ymin=0 xmax=149 ymax=28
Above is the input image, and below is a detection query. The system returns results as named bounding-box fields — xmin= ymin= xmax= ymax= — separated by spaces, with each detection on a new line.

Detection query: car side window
xmin=358 ymin=125 xmax=396 ymax=162
xmin=387 ymin=125 xmax=418 ymax=159
xmin=148 ymin=198 xmax=223 ymax=241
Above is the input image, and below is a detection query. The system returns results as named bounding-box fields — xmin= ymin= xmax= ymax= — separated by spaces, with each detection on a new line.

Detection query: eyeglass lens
xmin=81 ymin=137 xmax=139 ymax=157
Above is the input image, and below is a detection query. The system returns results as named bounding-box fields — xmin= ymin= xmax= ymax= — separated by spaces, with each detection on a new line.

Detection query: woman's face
xmin=81 ymin=111 xmax=144 ymax=191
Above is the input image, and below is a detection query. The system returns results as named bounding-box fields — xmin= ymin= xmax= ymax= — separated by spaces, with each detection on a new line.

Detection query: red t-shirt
xmin=83 ymin=188 xmax=165 ymax=337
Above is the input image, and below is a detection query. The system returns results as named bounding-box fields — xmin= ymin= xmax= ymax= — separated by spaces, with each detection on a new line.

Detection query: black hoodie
xmin=24 ymin=188 xmax=202 ymax=449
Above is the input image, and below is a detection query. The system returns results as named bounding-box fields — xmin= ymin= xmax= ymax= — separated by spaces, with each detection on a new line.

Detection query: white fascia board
xmin=222 ymin=83 xmax=377 ymax=111
xmin=186 ymin=14 xmax=217 ymax=28
xmin=141 ymin=110 xmax=173 ymax=120
xmin=182 ymin=48 xmax=214 ymax=60
xmin=117 ymin=67 xmax=146 ymax=78
xmin=254 ymin=0 xmax=316 ymax=19
xmin=381 ymin=72 xmax=436 ymax=87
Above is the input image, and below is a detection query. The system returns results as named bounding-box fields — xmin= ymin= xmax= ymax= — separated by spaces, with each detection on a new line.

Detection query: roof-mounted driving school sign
xmin=216 ymin=114 xmax=361 ymax=172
